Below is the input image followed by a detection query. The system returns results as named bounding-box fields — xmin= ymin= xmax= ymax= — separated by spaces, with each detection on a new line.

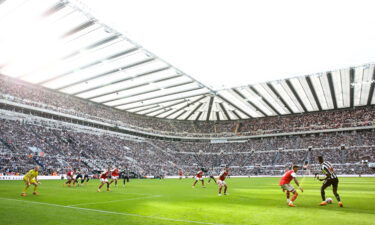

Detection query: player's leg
xmin=320 ymin=180 xmax=331 ymax=205
xmin=98 ymin=181 xmax=104 ymax=192
xmin=66 ymin=178 xmax=72 ymax=187
xmin=208 ymin=177 xmax=211 ymax=183
xmin=192 ymin=180 xmax=198 ymax=187
xmin=32 ymin=183 xmax=39 ymax=195
xmin=114 ymin=179 xmax=118 ymax=187
xmin=201 ymin=179 xmax=205 ymax=187
xmin=223 ymin=183 xmax=228 ymax=195
xmin=282 ymin=184 xmax=297 ymax=207
xmin=64 ymin=179 xmax=70 ymax=186
xmin=218 ymin=180 xmax=222 ymax=195
xmin=213 ymin=177 xmax=217 ymax=184
xmin=286 ymin=191 xmax=291 ymax=204
xmin=107 ymin=181 xmax=111 ymax=191
xmin=289 ymin=189 xmax=298 ymax=207
xmin=332 ymin=179 xmax=343 ymax=207
xmin=21 ymin=179 xmax=30 ymax=196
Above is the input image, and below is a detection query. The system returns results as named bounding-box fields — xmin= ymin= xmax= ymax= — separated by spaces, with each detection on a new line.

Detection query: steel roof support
xmin=121 ymin=93 xmax=208 ymax=111
xmin=217 ymin=94 xmax=253 ymax=118
xmin=131 ymin=105 xmax=160 ymax=114
xmin=232 ymin=89 xmax=266 ymax=116
xmin=70 ymin=67 xmax=170 ymax=95
xmin=219 ymin=102 xmax=231 ymax=120
xmin=61 ymin=20 xmax=96 ymax=39
xmin=249 ymin=86 xmax=280 ymax=116
xmin=305 ymin=76 xmax=322 ymax=111
xmin=216 ymin=112 xmax=220 ymax=121
xmin=38 ymin=47 xmax=139 ymax=85
xmin=367 ymin=66 xmax=375 ymax=105
xmin=42 ymin=2 xmax=66 ymax=17
xmin=111 ymin=87 xmax=203 ymax=107
xmin=266 ymin=83 xmax=293 ymax=114
xmin=92 ymin=75 xmax=183 ymax=102
xmin=195 ymin=112 xmax=203 ymax=121
xmin=206 ymin=96 xmax=214 ymax=121
xmin=285 ymin=79 xmax=307 ymax=112
xmin=232 ymin=110 xmax=241 ymax=120
xmin=152 ymin=108 xmax=174 ymax=117
xmin=185 ymin=103 xmax=204 ymax=120
xmin=61 ymin=35 xmax=119 ymax=60
xmin=162 ymin=96 xmax=207 ymax=119
xmin=350 ymin=68 xmax=355 ymax=108
xmin=57 ymin=56 xmax=151 ymax=90
xmin=144 ymin=100 xmax=186 ymax=115
xmin=174 ymin=110 xmax=187 ymax=119
xmin=326 ymin=72 xmax=338 ymax=109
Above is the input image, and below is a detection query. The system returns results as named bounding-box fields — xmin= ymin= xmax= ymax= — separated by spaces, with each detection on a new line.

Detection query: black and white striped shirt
xmin=321 ymin=161 xmax=338 ymax=179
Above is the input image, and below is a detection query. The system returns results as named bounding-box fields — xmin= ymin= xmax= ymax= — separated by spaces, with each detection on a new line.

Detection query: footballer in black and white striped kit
xmin=317 ymin=156 xmax=343 ymax=207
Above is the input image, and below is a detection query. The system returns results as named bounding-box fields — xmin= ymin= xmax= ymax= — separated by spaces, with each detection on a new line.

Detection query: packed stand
xmin=1 ymin=116 xmax=374 ymax=177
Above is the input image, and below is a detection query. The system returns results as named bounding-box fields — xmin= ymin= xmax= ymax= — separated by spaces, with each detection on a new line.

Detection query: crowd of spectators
xmin=1 ymin=74 xmax=374 ymax=138
xmin=1 ymin=116 xmax=374 ymax=176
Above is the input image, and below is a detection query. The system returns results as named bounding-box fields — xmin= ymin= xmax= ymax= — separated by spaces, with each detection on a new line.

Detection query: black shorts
xmin=322 ymin=178 xmax=339 ymax=189
xmin=75 ymin=174 xmax=83 ymax=179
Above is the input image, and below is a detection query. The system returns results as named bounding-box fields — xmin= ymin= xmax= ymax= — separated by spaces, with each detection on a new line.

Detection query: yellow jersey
xmin=24 ymin=169 xmax=38 ymax=180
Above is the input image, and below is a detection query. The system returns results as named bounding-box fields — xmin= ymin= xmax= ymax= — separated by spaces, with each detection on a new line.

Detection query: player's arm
xmin=320 ymin=166 xmax=331 ymax=181
xmin=293 ymin=177 xmax=303 ymax=192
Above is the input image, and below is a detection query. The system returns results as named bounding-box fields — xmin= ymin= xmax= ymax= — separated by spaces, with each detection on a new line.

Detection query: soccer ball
xmin=326 ymin=198 xmax=333 ymax=204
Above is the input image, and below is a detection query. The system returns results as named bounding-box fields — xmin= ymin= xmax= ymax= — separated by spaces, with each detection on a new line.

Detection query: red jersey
xmin=178 ymin=171 xmax=183 ymax=176
xmin=219 ymin=171 xmax=228 ymax=181
xmin=112 ymin=169 xmax=119 ymax=177
xmin=279 ymin=170 xmax=297 ymax=185
xmin=67 ymin=171 xmax=74 ymax=177
xmin=196 ymin=171 xmax=203 ymax=178
xmin=100 ymin=171 xmax=110 ymax=179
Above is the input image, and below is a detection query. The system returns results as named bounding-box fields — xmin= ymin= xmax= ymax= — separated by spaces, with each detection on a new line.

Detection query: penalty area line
xmin=0 ymin=197 xmax=224 ymax=225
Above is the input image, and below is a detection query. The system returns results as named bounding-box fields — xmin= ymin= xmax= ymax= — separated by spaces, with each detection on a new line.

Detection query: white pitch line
xmin=0 ymin=198 xmax=225 ymax=225
xmin=67 ymin=195 xmax=162 ymax=207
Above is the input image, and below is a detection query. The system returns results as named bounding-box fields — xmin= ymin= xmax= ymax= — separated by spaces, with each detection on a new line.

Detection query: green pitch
xmin=0 ymin=177 xmax=374 ymax=225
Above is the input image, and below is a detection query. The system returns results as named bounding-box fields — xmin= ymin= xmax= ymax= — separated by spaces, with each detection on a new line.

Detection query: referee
xmin=317 ymin=156 xmax=343 ymax=207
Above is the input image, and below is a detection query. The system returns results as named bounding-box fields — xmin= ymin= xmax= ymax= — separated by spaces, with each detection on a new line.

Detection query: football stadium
xmin=0 ymin=0 xmax=375 ymax=224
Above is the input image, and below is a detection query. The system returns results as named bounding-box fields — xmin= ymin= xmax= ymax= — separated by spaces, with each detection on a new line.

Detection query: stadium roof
xmin=0 ymin=0 xmax=374 ymax=121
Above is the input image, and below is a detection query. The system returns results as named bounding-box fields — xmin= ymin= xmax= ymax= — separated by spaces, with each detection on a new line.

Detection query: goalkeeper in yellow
xmin=21 ymin=166 xmax=40 ymax=196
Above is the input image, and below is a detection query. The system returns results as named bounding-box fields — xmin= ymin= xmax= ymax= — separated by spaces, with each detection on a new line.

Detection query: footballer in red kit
xmin=192 ymin=169 xmax=205 ymax=188
xmin=218 ymin=167 xmax=229 ymax=196
xmin=109 ymin=168 xmax=120 ymax=187
xmin=97 ymin=168 xmax=111 ymax=192
xmin=178 ymin=169 xmax=183 ymax=180
xmin=64 ymin=169 xmax=76 ymax=187
xmin=279 ymin=165 xmax=303 ymax=207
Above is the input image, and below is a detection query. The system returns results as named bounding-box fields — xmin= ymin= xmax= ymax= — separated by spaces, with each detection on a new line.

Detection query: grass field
xmin=0 ymin=177 xmax=374 ymax=225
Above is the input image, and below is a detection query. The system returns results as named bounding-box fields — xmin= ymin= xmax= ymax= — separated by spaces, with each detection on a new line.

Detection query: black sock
xmin=334 ymin=193 xmax=341 ymax=202
xmin=321 ymin=190 xmax=326 ymax=201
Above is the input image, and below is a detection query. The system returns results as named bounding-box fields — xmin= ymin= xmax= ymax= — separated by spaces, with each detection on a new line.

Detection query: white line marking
xmin=67 ymin=195 xmax=162 ymax=207
xmin=0 ymin=197 xmax=224 ymax=225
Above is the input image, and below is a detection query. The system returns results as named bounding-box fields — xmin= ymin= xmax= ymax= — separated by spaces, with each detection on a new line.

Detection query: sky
xmin=80 ymin=0 xmax=375 ymax=90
